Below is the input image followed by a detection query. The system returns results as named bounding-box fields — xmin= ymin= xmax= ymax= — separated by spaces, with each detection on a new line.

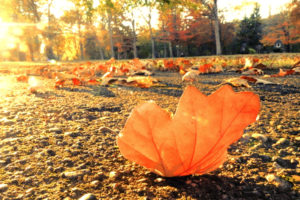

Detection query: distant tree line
xmin=0 ymin=0 xmax=299 ymax=61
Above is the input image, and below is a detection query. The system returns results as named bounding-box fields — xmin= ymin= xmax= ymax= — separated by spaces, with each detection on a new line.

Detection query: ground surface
xmin=0 ymin=69 xmax=299 ymax=200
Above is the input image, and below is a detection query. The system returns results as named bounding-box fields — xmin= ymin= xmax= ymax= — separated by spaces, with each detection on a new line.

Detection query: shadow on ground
xmin=140 ymin=173 xmax=297 ymax=200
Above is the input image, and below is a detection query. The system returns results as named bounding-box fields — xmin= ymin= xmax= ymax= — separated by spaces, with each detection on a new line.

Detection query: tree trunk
xmin=124 ymin=50 xmax=128 ymax=59
xmin=168 ymin=41 xmax=173 ymax=57
xmin=47 ymin=0 xmax=54 ymax=60
xmin=164 ymin=43 xmax=167 ymax=57
xmin=78 ymin=23 xmax=84 ymax=60
xmin=213 ymin=0 xmax=222 ymax=55
xmin=176 ymin=45 xmax=180 ymax=57
xmin=172 ymin=8 xmax=178 ymax=57
xmin=100 ymin=48 xmax=104 ymax=60
xmin=131 ymin=13 xmax=137 ymax=58
xmin=151 ymin=35 xmax=155 ymax=59
xmin=28 ymin=43 xmax=34 ymax=61
xmin=148 ymin=7 xmax=155 ymax=59
xmin=108 ymin=12 xmax=115 ymax=58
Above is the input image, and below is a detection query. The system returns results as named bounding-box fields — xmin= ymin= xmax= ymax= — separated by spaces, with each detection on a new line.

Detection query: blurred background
xmin=0 ymin=0 xmax=299 ymax=61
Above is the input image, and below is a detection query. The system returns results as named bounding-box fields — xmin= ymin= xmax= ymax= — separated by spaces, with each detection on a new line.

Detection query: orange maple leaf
xmin=199 ymin=63 xmax=213 ymax=73
xmin=72 ymin=78 xmax=82 ymax=86
xmin=117 ymin=85 xmax=260 ymax=177
xmin=271 ymin=68 xmax=295 ymax=77
xmin=16 ymin=75 xmax=29 ymax=83
xmin=55 ymin=78 xmax=65 ymax=89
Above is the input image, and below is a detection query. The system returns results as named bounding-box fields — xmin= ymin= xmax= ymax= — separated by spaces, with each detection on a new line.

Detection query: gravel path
xmin=0 ymin=71 xmax=299 ymax=200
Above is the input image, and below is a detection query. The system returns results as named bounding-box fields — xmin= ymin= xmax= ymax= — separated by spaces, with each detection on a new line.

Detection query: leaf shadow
xmin=33 ymin=91 xmax=65 ymax=99
xmin=58 ymin=86 xmax=116 ymax=97
xmin=113 ymin=81 xmax=184 ymax=97
xmin=141 ymin=173 xmax=297 ymax=200
xmin=254 ymin=83 xmax=300 ymax=96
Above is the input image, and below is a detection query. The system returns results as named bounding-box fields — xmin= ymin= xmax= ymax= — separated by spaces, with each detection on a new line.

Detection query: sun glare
xmin=0 ymin=76 xmax=14 ymax=95
xmin=219 ymin=0 xmax=292 ymax=21
xmin=51 ymin=0 xmax=75 ymax=18
xmin=0 ymin=18 xmax=9 ymax=40
xmin=0 ymin=17 xmax=35 ymax=59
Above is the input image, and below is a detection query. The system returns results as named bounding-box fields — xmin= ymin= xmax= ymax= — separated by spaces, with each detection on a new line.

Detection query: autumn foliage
xmin=117 ymin=85 xmax=260 ymax=177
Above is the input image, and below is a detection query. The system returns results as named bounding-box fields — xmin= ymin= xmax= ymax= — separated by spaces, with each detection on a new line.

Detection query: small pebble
xmin=46 ymin=149 xmax=56 ymax=156
xmin=0 ymin=184 xmax=8 ymax=192
xmin=48 ymin=127 xmax=62 ymax=134
xmin=266 ymin=174 xmax=292 ymax=190
xmin=64 ymin=132 xmax=79 ymax=138
xmin=109 ymin=171 xmax=117 ymax=179
xmin=62 ymin=170 xmax=88 ymax=179
xmin=99 ymin=126 xmax=114 ymax=134
xmin=78 ymin=193 xmax=97 ymax=200
xmin=278 ymin=149 xmax=288 ymax=157
xmin=154 ymin=178 xmax=164 ymax=183
xmin=241 ymin=133 xmax=250 ymax=143
xmin=251 ymin=133 xmax=268 ymax=143
xmin=90 ymin=180 xmax=100 ymax=187
xmin=273 ymin=138 xmax=290 ymax=148
xmin=0 ymin=118 xmax=14 ymax=126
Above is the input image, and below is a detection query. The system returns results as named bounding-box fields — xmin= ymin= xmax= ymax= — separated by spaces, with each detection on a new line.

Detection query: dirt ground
xmin=0 ymin=70 xmax=299 ymax=200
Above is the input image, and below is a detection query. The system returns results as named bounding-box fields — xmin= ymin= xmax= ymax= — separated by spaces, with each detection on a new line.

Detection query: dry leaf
xmin=254 ymin=63 xmax=267 ymax=70
xmin=293 ymin=67 xmax=300 ymax=74
xmin=293 ymin=61 xmax=300 ymax=68
xmin=199 ymin=64 xmax=213 ymax=73
xmin=117 ymin=85 xmax=260 ymax=177
xmin=55 ymin=77 xmax=65 ymax=89
xmin=240 ymin=76 xmax=274 ymax=85
xmin=131 ymin=69 xmax=153 ymax=76
xmin=182 ymin=70 xmax=199 ymax=82
xmin=224 ymin=78 xmax=250 ymax=88
xmin=126 ymin=76 xmax=157 ymax=88
xmin=242 ymin=68 xmax=264 ymax=75
xmin=271 ymin=68 xmax=295 ymax=77
xmin=16 ymin=75 xmax=28 ymax=83
xmin=72 ymin=78 xmax=83 ymax=86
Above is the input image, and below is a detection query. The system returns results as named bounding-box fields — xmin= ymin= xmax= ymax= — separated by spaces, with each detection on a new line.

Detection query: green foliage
xmin=248 ymin=48 xmax=256 ymax=54
xmin=237 ymin=3 xmax=262 ymax=52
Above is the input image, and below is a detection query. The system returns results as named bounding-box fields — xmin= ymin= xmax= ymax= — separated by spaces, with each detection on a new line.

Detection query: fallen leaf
xmin=242 ymin=68 xmax=264 ymax=75
xmin=224 ymin=78 xmax=250 ymax=88
xmin=16 ymin=75 xmax=28 ymax=82
xmin=243 ymin=58 xmax=253 ymax=70
xmin=55 ymin=77 xmax=65 ymax=89
xmin=72 ymin=78 xmax=82 ymax=86
xmin=293 ymin=61 xmax=300 ymax=68
xmin=293 ymin=67 xmax=300 ymax=74
xmin=213 ymin=65 xmax=223 ymax=73
xmin=240 ymin=76 xmax=274 ymax=85
xmin=255 ymin=78 xmax=274 ymax=85
xmin=117 ymin=85 xmax=260 ymax=177
xmin=102 ymin=71 xmax=114 ymax=79
xmin=254 ymin=63 xmax=267 ymax=70
xmin=164 ymin=60 xmax=176 ymax=70
xmin=198 ymin=64 xmax=213 ymax=73
xmin=182 ymin=70 xmax=199 ymax=82
xmin=240 ymin=76 xmax=257 ymax=83
xmin=263 ymin=75 xmax=271 ymax=78
xmin=126 ymin=76 xmax=157 ymax=88
xmin=101 ymin=77 xmax=119 ymax=85
xmin=87 ymin=79 xmax=99 ymax=85
xmin=131 ymin=69 xmax=153 ymax=76
xmin=271 ymin=68 xmax=295 ymax=77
